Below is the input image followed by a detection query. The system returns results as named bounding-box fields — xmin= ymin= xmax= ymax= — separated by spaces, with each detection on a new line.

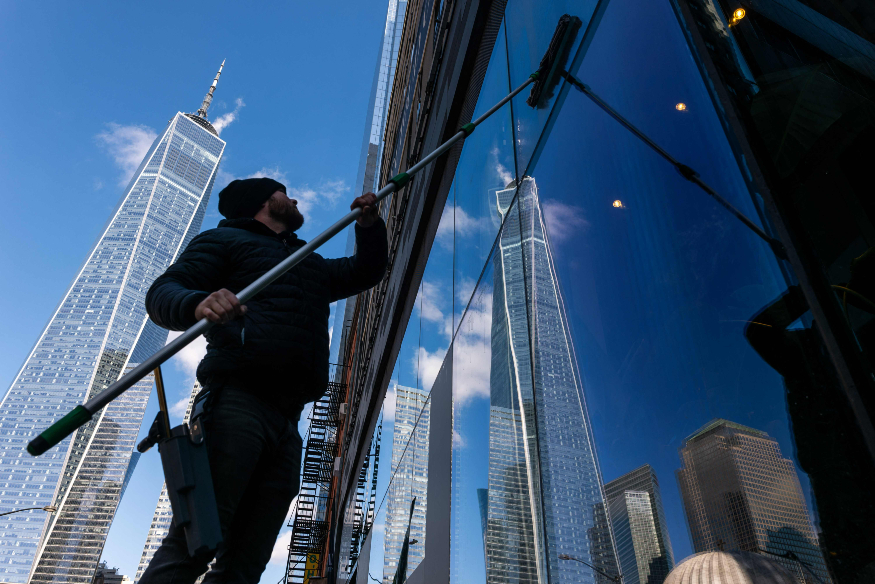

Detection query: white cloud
xmin=170 ymin=397 xmax=189 ymax=419
xmin=213 ymin=166 xmax=350 ymax=219
xmin=542 ymin=200 xmax=590 ymax=244
xmin=288 ymin=178 xmax=349 ymax=215
xmin=166 ymin=331 xmax=207 ymax=380
xmin=245 ymin=166 xmax=288 ymax=184
xmin=211 ymin=97 xmax=245 ymax=135
xmin=491 ymin=146 xmax=514 ymax=186
xmin=269 ymin=530 xmax=293 ymax=565
xmin=96 ymin=123 xmax=158 ymax=186
xmin=453 ymin=429 xmax=465 ymax=448
xmin=93 ymin=178 xmax=104 ymax=191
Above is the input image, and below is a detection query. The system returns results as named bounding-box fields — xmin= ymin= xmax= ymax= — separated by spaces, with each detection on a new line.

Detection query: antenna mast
xmin=196 ymin=60 xmax=225 ymax=119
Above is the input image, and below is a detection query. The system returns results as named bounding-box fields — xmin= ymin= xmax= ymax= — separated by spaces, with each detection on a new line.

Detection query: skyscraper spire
xmin=196 ymin=59 xmax=225 ymax=119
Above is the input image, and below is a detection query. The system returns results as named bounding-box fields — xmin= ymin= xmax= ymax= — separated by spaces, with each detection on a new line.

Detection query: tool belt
xmin=137 ymin=368 xmax=222 ymax=557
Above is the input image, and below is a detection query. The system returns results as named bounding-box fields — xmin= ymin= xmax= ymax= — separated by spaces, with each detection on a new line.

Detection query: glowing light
xmin=612 ymin=200 xmax=625 ymax=208
xmin=676 ymin=102 xmax=687 ymax=111
xmin=733 ymin=8 xmax=746 ymax=21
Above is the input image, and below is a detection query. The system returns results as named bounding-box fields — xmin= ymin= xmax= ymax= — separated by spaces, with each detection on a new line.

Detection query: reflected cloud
xmin=436 ymin=204 xmax=482 ymax=250
xmin=542 ymin=199 xmax=590 ymax=243
xmin=383 ymin=384 xmax=397 ymax=423
xmin=491 ymin=146 xmax=514 ymax=186
xmin=453 ymin=288 xmax=493 ymax=404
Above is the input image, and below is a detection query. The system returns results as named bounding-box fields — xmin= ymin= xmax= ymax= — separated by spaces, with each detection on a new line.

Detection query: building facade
xmin=604 ymin=465 xmax=674 ymax=584
xmin=677 ymin=420 xmax=831 ymax=582
xmin=0 ymin=66 xmax=226 ymax=583
xmin=381 ymin=384 xmax=429 ymax=583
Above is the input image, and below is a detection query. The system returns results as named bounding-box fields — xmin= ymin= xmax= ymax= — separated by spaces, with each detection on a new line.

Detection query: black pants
xmin=139 ymin=388 xmax=303 ymax=584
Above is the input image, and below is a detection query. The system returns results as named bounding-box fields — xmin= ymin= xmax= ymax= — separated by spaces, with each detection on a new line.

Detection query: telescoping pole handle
xmin=27 ymin=75 xmax=536 ymax=457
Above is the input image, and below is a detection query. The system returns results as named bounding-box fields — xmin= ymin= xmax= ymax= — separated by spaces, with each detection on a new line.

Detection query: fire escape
xmin=349 ymin=418 xmax=381 ymax=569
xmin=285 ymin=380 xmax=343 ymax=583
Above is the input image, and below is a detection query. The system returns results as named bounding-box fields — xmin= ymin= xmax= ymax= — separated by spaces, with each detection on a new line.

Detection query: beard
xmin=268 ymin=196 xmax=304 ymax=231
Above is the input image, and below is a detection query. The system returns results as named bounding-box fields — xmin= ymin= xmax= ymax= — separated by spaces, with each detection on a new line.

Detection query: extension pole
xmin=560 ymin=71 xmax=786 ymax=257
xmin=28 ymin=75 xmax=536 ymax=456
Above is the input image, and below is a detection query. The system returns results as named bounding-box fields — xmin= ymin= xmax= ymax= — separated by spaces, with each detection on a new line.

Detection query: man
xmin=140 ymin=177 xmax=388 ymax=583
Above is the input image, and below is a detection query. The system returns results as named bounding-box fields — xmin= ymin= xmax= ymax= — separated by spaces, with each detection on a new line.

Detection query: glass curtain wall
xmin=359 ymin=0 xmax=875 ymax=581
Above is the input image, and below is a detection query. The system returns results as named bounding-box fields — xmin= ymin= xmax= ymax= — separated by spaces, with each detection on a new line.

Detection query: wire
xmin=368 ymin=572 xmax=383 ymax=584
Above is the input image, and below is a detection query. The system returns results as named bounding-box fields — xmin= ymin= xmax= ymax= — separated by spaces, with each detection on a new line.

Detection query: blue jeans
xmin=138 ymin=388 xmax=303 ymax=584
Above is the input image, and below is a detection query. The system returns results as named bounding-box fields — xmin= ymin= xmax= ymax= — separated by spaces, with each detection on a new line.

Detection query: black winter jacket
xmin=146 ymin=217 xmax=388 ymax=415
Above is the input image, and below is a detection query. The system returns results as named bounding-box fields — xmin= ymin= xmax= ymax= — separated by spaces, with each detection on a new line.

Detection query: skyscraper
xmin=604 ymin=465 xmax=674 ymax=584
xmin=676 ymin=419 xmax=832 ymax=583
xmin=382 ymin=384 xmax=429 ymax=583
xmin=0 ymin=63 xmax=227 ymax=584
xmin=134 ymin=382 xmax=206 ymax=584
xmin=484 ymin=176 xmax=612 ymax=583
xmin=330 ymin=0 xmax=408 ymax=369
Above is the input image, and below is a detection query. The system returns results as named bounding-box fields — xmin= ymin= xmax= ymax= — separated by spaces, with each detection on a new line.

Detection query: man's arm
xmin=325 ymin=193 xmax=389 ymax=302
xmin=146 ymin=230 xmax=239 ymax=330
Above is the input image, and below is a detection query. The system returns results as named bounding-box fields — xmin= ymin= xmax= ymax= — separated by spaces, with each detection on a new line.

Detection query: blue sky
xmin=0 ymin=1 xmax=394 ymax=581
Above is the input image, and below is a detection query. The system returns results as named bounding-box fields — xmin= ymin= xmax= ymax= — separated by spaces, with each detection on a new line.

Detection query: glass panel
xmin=504 ymin=0 xmax=605 ymax=176
xmin=502 ymin=0 xmax=866 ymax=579
xmin=454 ymin=21 xmax=517 ymax=332
xmin=692 ymin=0 xmax=875 ymax=449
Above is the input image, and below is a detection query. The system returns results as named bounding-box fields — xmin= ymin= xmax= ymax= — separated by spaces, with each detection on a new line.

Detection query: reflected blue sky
xmin=370 ymin=0 xmax=828 ymax=580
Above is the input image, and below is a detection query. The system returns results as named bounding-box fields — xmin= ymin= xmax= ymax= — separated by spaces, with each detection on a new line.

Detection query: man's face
xmin=266 ymin=190 xmax=304 ymax=231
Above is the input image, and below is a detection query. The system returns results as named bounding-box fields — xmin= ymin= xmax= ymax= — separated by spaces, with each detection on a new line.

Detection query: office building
xmin=0 ymin=63 xmax=226 ymax=583
xmin=604 ymin=465 xmax=674 ymax=584
xmin=677 ymin=420 xmax=832 ymax=582
xmin=381 ymin=384 xmax=429 ymax=583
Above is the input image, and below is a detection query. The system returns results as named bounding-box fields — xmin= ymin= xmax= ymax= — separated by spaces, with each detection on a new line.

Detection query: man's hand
xmin=195 ymin=289 xmax=247 ymax=324
xmin=351 ymin=192 xmax=378 ymax=228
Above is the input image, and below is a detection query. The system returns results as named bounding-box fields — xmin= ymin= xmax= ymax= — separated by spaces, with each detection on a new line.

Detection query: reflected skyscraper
xmin=382 ymin=384 xmax=429 ymax=583
xmin=0 ymin=64 xmax=227 ymax=583
xmin=677 ymin=419 xmax=832 ymax=583
xmin=604 ymin=465 xmax=674 ymax=584
xmin=485 ymin=176 xmax=612 ymax=583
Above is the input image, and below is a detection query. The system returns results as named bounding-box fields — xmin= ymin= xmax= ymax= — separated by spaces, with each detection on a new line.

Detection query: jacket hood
xmin=217 ymin=217 xmax=303 ymax=243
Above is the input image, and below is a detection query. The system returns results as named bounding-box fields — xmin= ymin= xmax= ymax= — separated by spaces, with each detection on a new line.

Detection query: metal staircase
xmin=285 ymin=381 xmax=344 ymax=583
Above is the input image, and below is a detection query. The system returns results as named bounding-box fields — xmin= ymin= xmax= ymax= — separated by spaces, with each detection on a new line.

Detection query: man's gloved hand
xmin=352 ymin=192 xmax=378 ymax=228
xmin=195 ymin=289 xmax=247 ymax=324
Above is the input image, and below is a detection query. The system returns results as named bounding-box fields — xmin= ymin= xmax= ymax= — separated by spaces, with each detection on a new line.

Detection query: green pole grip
xmin=389 ymin=172 xmax=411 ymax=189
xmin=459 ymin=123 xmax=476 ymax=136
xmin=27 ymin=405 xmax=92 ymax=456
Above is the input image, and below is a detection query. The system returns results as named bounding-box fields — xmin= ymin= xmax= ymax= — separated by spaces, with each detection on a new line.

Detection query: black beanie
xmin=218 ymin=177 xmax=287 ymax=219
